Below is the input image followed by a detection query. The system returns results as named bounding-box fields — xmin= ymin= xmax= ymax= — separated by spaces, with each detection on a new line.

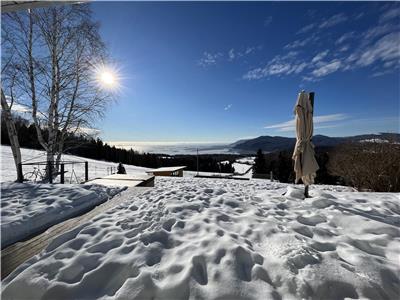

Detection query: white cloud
xmin=1 ymin=97 xmax=31 ymax=114
xmin=356 ymin=32 xmax=400 ymax=67
xmin=228 ymin=49 xmax=235 ymax=61
xmin=312 ymin=59 xmax=342 ymax=77
xmin=264 ymin=16 xmax=273 ymax=27
xmin=200 ymin=46 xmax=260 ymax=66
xmin=311 ymin=50 xmax=329 ymax=63
xmin=243 ymin=52 xmax=306 ymax=80
xmin=243 ymin=7 xmax=399 ymax=82
xmin=314 ymin=114 xmax=348 ymax=123
xmin=354 ymin=12 xmax=365 ymax=20
xmin=335 ymin=32 xmax=354 ymax=45
xmin=339 ymin=45 xmax=350 ymax=52
xmin=224 ymin=104 xmax=232 ymax=111
xmin=284 ymin=33 xmax=321 ymax=50
xmin=319 ymin=13 xmax=348 ymax=29
xmin=198 ymin=52 xmax=223 ymax=67
xmin=363 ymin=24 xmax=396 ymax=40
xmin=245 ymin=47 xmax=255 ymax=55
xmin=297 ymin=23 xmax=315 ymax=34
xmin=10 ymin=103 xmax=31 ymax=114
xmin=264 ymin=113 xmax=348 ymax=132
xmin=379 ymin=6 xmax=400 ymax=23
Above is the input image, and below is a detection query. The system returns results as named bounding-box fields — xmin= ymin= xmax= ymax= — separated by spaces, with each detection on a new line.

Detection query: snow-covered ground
xmin=236 ymin=157 xmax=255 ymax=165
xmin=2 ymin=177 xmax=399 ymax=299
xmin=1 ymin=146 xmax=150 ymax=183
xmin=233 ymin=162 xmax=253 ymax=179
xmin=1 ymin=182 xmax=124 ymax=248
xmin=184 ymin=170 xmax=234 ymax=178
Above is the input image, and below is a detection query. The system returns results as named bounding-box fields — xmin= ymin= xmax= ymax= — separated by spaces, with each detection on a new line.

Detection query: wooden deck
xmin=1 ymin=186 xmax=152 ymax=279
xmin=85 ymin=174 xmax=155 ymax=187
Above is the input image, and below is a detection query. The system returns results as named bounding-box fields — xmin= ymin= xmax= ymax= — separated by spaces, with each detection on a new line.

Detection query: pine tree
xmin=254 ymin=149 xmax=267 ymax=174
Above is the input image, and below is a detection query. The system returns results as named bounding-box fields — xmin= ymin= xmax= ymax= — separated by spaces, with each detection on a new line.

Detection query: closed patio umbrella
xmin=292 ymin=91 xmax=319 ymax=197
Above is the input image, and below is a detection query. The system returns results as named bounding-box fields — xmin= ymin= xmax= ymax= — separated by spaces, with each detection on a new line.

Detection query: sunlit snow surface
xmin=0 ymin=146 xmax=151 ymax=183
xmin=1 ymin=182 xmax=124 ymax=248
xmin=2 ymin=177 xmax=399 ymax=300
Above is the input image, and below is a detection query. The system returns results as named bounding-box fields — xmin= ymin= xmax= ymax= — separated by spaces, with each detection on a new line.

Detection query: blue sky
xmin=92 ymin=1 xmax=399 ymax=142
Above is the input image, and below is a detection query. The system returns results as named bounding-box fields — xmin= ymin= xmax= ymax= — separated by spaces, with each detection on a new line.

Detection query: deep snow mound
xmin=2 ymin=178 xmax=399 ymax=300
xmin=1 ymin=182 xmax=124 ymax=248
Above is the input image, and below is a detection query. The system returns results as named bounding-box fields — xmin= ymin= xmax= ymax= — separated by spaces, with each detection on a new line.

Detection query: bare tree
xmin=1 ymin=84 xmax=23 ymax=181
xmin=1 ymin=28 xmax=24 ymax=181
xmin=2 ymin=4 xmax=111 ymax=180
xmin=328 ymin=139 xmax=400 ymax=192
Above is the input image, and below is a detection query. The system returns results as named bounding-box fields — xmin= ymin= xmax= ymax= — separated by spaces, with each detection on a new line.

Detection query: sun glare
xmin=94 ymin=64 xmax=121 ymax=90
xmin=100 ymin=71 xmax=115 ymax=86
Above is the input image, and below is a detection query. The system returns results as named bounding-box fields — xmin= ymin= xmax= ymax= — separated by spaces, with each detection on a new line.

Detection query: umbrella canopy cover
xmin=292 ymin=91 xmax=319 ymax=185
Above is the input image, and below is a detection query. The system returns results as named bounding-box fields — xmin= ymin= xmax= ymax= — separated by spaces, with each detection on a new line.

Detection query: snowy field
xmin=236 ymin=157 xmax=255 ymax=165
xmin=1 ymin=182 xmax=123 ymax=248
xmin=1 ymin=146 xmax=150 ymax=183
xmin=184 ymin=170 xmax=234 ymax=178
xmin=2 ymin=177 xmax=399 ymax=299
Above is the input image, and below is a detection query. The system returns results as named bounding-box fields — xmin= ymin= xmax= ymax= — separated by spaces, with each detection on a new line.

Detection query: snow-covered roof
xmin=147 ymin=166 xmax=186 ymax=172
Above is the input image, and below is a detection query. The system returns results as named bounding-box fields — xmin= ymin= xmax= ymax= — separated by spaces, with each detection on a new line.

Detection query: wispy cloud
xmin=354 ymin=12 xmax=365 ymax=20
xmin=1 ymin=97 xmax=31 ymax=114
xmin=243 ymin=51 xmax=308 ymax=80
xmin=264 ymin=16 xmax=273 ymax=27
xmin=10 ymin=103 xmax=31 ymax=114
xmin=264 ymin=113 xmax=348 ymax=132
xmin=224 ymin=104 xmax=232 ymax=111
xmin=244 ymin=5 xmax=400 ymax=82
xmin=355 ymin=32 xmax=400 ymax=67
xmin=335 ymin=32 xmax=355 ymax=45
xmin=319 ymin=13 xmax=348 ymax=29
xmin=296 ymin=23 xmax=315 ymax=34
xmin=228 ymin=48 xmax=235 ymax=61
xmin=284 ymin=34 xmax=318 ymax=50
xmin=363 ymin=23 xmax=396 ymax=40
xmin=379 ymin=6 xmax=400 ymax=23
xmin=311 ymin=50 xmax=329 ymax=63
xmin=198 ymin=51 xmax=223 ymax=67
xmin=312 ymin=59 xmax=342 ymax=77
xmin=199 ymin=46 xmax=260 ymax=66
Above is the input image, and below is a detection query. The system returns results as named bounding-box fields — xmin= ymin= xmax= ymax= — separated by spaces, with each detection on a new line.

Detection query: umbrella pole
xmin=304 ymin=185 xmax=309 ymax=198
xmin=304 ymin=92 xmax=314 ymax=199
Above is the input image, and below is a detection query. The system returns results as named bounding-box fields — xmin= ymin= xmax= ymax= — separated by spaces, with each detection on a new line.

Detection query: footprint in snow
xmin=296 ymin=214 xmax=327 ymax=226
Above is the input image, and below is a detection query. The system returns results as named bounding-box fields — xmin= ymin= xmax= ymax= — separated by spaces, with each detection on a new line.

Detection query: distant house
xmin=146 ymin=166 xmax=186 ymax=177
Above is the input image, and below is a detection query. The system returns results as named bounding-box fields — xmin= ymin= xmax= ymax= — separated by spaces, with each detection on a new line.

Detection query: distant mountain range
xmin=230 ymin=133 xmax=400 ymax=153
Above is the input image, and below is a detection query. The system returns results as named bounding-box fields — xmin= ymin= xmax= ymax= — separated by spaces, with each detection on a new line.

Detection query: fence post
xmin=60 ymin=163 xmax=65 ymax=184
xmin=17 ymin=163 xmax=23 ymax=183
xmin=48 ymin=160 xmax=53 ymax=184
xmin=85 ymin=161 xmax=88 ymax=182
xmin=270 ymin=171 xmax=273 ymax=182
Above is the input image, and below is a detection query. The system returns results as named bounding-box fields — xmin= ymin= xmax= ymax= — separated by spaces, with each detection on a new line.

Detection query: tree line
xmin=1 ymin=116 xmax=235 ymax=174
xmin=253 ymin=140 xmax=400 ymax=192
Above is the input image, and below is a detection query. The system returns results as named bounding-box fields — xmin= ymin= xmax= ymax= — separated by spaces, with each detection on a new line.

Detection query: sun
xmin=94 ymin=64 xmax=121 ymax=90
xmin=100 ymin=71 xmax=116 ymax=86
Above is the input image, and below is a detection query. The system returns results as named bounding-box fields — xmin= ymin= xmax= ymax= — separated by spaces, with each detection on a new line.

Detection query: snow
xmin=184 ymin=171 xmax=234 ymax=178
xmin=232 ymin=162 xmax=253 ymax=179
xmin=236 ymin=157 xmax=255 ymax=165
xmin=1 ymin=182 xmax=124 ymax=248
xmin=360 ymin=138 xmax=389 ymax=143
xmin=2 ymin=177 xmax=399 ymax=300
xmin=1 ymin=146 xmax=151 ymax=183
xmin=148 ymin=166 xmax=186 ymax=172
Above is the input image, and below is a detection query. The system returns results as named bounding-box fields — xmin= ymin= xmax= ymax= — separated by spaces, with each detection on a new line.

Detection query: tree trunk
xmin=1 ymin=89 xmax=23 ymax=182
